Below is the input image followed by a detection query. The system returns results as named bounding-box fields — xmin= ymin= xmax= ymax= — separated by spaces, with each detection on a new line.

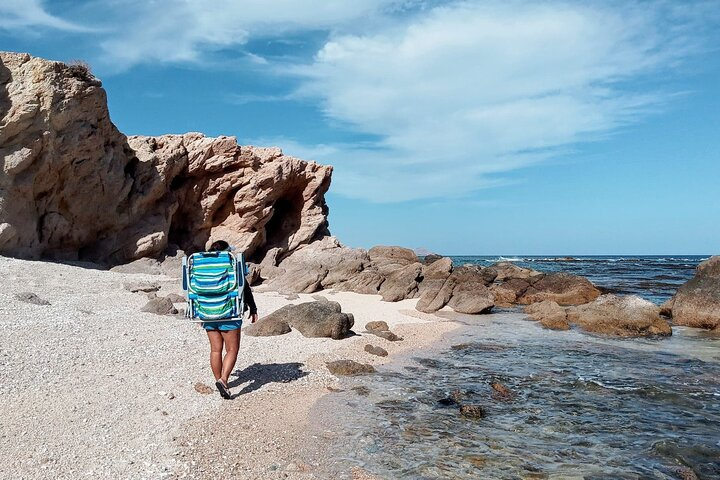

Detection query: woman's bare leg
xmin=206 ymin=330 xmax=224 ymax=381
xmin=220 ymin=329 xmax=241 ymax=384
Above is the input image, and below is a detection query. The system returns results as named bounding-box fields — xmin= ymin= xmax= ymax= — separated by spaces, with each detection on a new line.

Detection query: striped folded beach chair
xmin=182 ymin=250 xmax=247 ymax=322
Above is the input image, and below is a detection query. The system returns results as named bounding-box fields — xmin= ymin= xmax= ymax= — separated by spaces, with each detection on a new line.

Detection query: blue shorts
xmin=202 ymin=319 xmax=242 ymax=331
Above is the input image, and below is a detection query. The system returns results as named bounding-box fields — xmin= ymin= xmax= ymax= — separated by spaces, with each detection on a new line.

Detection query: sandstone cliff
xmin=0 ymin=52 xmax=331 ymax=264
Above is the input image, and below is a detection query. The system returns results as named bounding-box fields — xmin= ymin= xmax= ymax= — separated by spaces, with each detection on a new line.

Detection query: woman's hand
xmin=249 ymin=313 xmax=258 ymax=324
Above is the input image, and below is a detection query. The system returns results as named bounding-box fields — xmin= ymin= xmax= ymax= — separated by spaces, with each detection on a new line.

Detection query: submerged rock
xmin=566 ymin=294 xmax=671 ymax=337
xmin=670 ymin=256 xmax=720 ymax=330
xmin=459 ymin=404 xmax=486 ymax=419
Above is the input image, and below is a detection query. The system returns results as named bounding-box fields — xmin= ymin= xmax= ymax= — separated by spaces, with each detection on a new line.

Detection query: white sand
xmin=0 ymin=256 xmax=458 ymax=479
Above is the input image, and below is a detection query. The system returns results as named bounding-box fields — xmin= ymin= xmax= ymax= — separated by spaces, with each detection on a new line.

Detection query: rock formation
xmin=669 ymin=256 xmax=720 ymax=330
xmin=0 ymin=52 xmax=331 ymax=264
xmin=566 ymin=294 xmax=671 ymax=337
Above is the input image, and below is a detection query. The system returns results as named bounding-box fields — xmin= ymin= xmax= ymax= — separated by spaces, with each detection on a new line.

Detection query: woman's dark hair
xmin=209 ymin=240 xmax=230 ymax=252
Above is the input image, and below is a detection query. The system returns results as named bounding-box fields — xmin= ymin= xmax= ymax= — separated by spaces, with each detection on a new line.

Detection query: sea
xmin=312 ymin=255 xmax=720 ymax=480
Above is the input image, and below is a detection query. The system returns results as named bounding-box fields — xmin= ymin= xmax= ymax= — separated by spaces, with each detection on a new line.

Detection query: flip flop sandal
xmin=215 ymin=380 xmax=231 ymax=399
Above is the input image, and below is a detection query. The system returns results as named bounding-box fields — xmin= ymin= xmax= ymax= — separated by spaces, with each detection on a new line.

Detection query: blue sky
xmin=1 ymin=0 xmax=719 ymax=254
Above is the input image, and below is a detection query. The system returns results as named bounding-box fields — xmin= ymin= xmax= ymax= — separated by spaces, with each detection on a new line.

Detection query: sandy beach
xmin=0 ymin=255 xmax=458 ymax=479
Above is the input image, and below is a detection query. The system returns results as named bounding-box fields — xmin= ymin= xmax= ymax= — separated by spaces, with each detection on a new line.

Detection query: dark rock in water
xmin=450 ymin=342 xmax=510 ymax=352
xmin=566 ymin=294 xmax=671 ymax=337
xmin=671 ymin=256 xmax=720 ymax=330
xmin=365 ymin=321 xmax=389 ymax=332
xmin=244 ymin=316 xmax=291 ymax=337
xmin=15 ymin=292 xmax=50 ymax=306
xmin=490 ymin=381 xmax=513 ymax=398
xmin=368 ymin=330 xmax=403 ymax=342
xmin=364 ymin=344 xmax=389 ymax=357
xmin=251 ymin=301 xmax=354 ymax=339
xmin=124 ymin=281 xmax=161 ymax=293
xmin=438 ymin=396 xmax=458 ymax=406
xmin=459 ymin=404 xmax=486 ymax=419
xmin=326 ymin=360 xmax=376 ymax=376
xmin=351 ymin=386 xmax=371 ymax=396
xmin=141 ymin=297 xmax=178 ymax=315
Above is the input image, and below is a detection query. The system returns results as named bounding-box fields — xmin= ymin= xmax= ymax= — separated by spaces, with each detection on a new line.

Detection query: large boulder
xmin=0 ymin=52 xmax=331 ymax=264
xmin=446 ymin=266 xmax=495 ymax=314
xmin=368 ymin=246 xmax=419 ymax=272
xmin=378 ymin=262 xmax=423 ymax=302
xmin=263 ymin=237 xmax=380 ymax=294
xmin=566 ymin=294 xmax=671 ymax=337
xmin=670 ymin=256 xmax=720 ymax=330
xmin=251 ymin=301 xmax=354 ymax=339
xmin=415 ymin=257 xmax=454 ymax=312
xmin=523 ymin=300 xmax=570 ymax=330
xmin=517 ymin=273 xmax=601 ymax=305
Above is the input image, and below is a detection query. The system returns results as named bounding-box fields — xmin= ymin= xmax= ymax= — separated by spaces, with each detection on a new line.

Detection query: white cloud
xmin=95 ymin=0 xmax=396 ymax=67
xmin=0 ymin=0 xmax=90 ymax=32
xmin=284 ymin=1 xmax=709 ymax=201
xmin=3 ymin=0 xmax=713 ymax=202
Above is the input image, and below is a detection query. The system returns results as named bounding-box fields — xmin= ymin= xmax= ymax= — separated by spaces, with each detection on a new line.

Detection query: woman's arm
xmin=243 ymin=281 xmax=258 ymax=320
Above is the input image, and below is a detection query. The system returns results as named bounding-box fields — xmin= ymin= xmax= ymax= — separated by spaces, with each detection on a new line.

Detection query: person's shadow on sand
xmin=228 ymin=362 xmax=308 ymax=397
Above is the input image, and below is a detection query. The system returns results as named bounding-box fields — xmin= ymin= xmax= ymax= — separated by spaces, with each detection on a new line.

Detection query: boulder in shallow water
xmin=447 ymin=266 xmax=495 ymax=314
xmin=670 ymin=256 xmax=720 ymax=330
xmin=566 ymin=294 xmax=671 ymax=337
xmin=524 ymin=300 xmax=570 ymax=330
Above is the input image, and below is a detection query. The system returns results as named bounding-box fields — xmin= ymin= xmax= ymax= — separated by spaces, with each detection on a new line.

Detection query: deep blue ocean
xmin=448 ymin=255 xmax=710 ymax=304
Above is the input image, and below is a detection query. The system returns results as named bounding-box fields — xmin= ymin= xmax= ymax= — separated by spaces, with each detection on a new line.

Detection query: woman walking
xmin=202 ymin=240 xmax=258 ymax=399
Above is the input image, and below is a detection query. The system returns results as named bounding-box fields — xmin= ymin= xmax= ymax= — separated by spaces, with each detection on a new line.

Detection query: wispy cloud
xmin=0 ymin=0 xmax=91 ymax=32
xmin=281 ymin=1 xmax=715 ymax=200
